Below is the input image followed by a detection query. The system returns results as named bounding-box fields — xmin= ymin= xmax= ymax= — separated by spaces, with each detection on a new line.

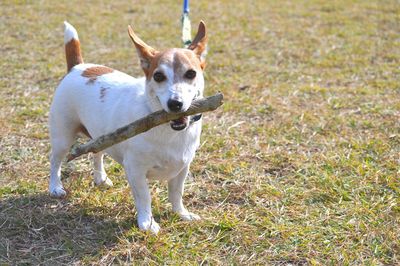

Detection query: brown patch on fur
xmin=82 ymin=66 xmax=114 ymax=84
xmin=128 ymin=26 xmax=158 ymax=76
xmin=173 ymin=50 xmax=202 ymax=72
xmin=173 ymin=50 xmax=203 ymax=82
xmin=145 ymin=49 xmax=203 ymax=81
xmin=77 ymin=124 xmax=92 ymax=139
xmin=200 ymin=61 xmax=206 ymax=70
xmin=188 ymin=21 xmax=208 ymax=68
xmin=65 ymin=39 xmax=83 ymax=72
xmin=100 ymin=87 xmax=108 ymax=102
xmin=146 ymin=50 xmax=171 ymax=80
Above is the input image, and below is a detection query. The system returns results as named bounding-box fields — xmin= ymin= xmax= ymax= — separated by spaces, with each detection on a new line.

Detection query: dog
xmin=49 ymin=21 xmax=208 ymax=234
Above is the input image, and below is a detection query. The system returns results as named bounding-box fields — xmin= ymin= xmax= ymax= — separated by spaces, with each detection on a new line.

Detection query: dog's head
xmin=128 ymin=22 xmax=207 ymax=130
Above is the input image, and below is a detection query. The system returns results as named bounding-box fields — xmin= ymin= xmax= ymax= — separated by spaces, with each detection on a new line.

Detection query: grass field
xmin=1 ymin=0 xmax=399 ymax=264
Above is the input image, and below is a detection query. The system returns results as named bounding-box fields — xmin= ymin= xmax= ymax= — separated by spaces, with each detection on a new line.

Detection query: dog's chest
xmin=147 ymin=157 xmax=186 ymax=180
xmin=142 ymin=124 xmax=200 ymax=180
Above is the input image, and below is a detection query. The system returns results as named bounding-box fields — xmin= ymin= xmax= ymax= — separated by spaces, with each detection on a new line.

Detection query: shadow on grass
xmin=0 ymin=193 xmax=133 ymax=264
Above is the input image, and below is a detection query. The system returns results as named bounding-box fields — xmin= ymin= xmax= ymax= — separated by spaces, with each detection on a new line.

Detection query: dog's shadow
xmin=0 ymin=192 xmax=134 ymax=264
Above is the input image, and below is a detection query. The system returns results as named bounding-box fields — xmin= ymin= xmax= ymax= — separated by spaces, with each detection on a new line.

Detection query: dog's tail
xmin=64 ymin=21 xmax=83 ymax=72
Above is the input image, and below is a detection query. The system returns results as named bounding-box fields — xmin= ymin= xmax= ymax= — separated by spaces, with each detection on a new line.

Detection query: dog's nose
xmin=167 ymin=98 xmax=183 ymax=112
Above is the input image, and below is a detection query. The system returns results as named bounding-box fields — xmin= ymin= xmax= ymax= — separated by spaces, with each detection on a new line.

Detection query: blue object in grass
xmin=183 ymin=0 xmax=190 ymax=14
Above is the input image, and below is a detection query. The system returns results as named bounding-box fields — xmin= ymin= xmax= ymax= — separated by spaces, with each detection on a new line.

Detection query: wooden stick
xmin=66 ymin=93 xmax=223 ymax=162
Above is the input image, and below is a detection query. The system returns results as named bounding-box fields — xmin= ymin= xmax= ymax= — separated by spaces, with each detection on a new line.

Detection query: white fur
xmin=63 ymin=21 xmax=79 ymax=43
xmin=49 ymin=23 xmax=204 ymax=234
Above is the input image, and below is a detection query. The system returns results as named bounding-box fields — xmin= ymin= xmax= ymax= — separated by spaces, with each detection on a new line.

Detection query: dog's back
xmin=52 ymin=64 xmax=147 ymax=138
xmin=52 ymin=22 xmax=147 ymax=138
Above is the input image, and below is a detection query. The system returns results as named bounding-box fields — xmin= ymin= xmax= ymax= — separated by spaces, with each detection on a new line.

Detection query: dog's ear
xmin=188 ymin=21 xmax=208 ymax=69
xmin=128 ymin=25 xmax=158 ymax=75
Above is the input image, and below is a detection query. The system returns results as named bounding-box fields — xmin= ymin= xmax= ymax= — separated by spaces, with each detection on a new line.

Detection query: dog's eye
xmin=153 ymin=72 xmax=166 ymax=82
xmin=184 ymin=69 xmax=196 ymax=80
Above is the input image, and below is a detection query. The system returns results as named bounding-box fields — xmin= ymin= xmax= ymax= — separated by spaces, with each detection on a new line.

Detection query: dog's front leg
xmin=124 ymin=159 xmax=160 ymax=234
xmin=168 ymin=165 xmax=201 ymax=221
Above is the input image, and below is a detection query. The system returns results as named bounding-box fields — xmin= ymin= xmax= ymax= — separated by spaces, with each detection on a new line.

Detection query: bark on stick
xmin=67 ymin=93 xmax=223 ymax=162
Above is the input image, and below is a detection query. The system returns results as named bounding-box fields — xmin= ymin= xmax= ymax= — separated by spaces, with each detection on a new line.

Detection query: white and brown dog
xmin=49 ymin=21 xmax=208 ymax=234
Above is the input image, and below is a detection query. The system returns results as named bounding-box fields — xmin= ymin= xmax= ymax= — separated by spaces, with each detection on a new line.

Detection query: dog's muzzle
xmin=170 ymin=116 xmax=188 ymax=131
xmin=169 ymin=92 xmax=202 ymax=131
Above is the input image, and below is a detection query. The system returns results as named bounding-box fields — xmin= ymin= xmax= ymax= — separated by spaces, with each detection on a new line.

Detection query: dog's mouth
xmin=170 ymin=116 xmax=189 ymax=131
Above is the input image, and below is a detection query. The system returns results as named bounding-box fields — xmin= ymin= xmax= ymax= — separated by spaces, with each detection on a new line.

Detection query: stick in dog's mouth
xmin=67 ymin=93 xmax=223 ymax=162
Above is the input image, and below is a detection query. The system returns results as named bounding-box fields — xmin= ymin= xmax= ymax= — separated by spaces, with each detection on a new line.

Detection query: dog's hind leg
xmin=49 ymin=123 xmax=76 ymax=198
xmin=168 ymin=165 xmax=201 ymax=221
xmin=93 ymin=152 xmax=113 ymax=187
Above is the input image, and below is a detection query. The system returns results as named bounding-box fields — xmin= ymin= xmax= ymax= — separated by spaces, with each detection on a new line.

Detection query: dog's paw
xmin=95 ymin=176 xmax=113 ymax=188
xmin=138 ymin=218 xmax=160 ymax=234
xmin=178 ymin=212 xmax=201 ymax=221
xmin=49 ymin=186 xmax=67 ymax=198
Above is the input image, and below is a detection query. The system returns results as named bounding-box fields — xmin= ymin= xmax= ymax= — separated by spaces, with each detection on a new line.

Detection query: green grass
xmin=1 ymin=0 xmax=399 ymax=264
